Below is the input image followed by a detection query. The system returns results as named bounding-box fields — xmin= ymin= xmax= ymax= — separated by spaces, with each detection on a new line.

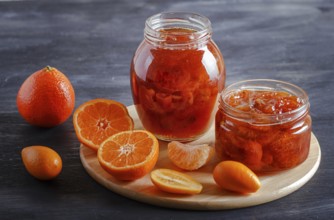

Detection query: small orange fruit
xmin=213 ymin=161 xmax=261 ymax=194
xmin=17 ymin=66 xmax=75 ymax=127
xmin=150 ymin=168 xmax=202 ymax=195
xmin=21 ymin=146 xmax=62 ymax=180
xmin=97 ymin=130 xmax=159 ymax=181
xmin=73 ymin=99 xmax=134 ymax=151
xmin=167 ymin=141 xmax=214 ymax=171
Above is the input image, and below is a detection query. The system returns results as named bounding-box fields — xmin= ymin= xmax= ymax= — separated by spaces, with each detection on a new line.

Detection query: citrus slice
xmin=167 ymin=141 xmax=215 ymax=171
xmin=97 ymin=130 xmax=159 ymax=181
xmin=213 ymin=161 xmax=261 ymax=194
xmin=73 ymin=99 xmax=134 ymax=151
xmin=150 ymin=169 xmax=203 ymax=195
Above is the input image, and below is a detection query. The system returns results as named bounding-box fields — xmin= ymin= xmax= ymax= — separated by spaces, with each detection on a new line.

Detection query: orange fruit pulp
xmin=21 ymin=146 xmax=62 ymax=181
xmin=97 ymin=130 xmax=159 ymax=181
xmin=213 ymin=160 xmax=261 ymax=194
xmin=167 ymin=141 xmax=214 ymax=171
xmin=17 ymin=66 xmax=75 ymax=127
xmin=73 ymin=99 xmax=134 ymax=151
xmin=150 ymin=168 xmax=203 ymax=195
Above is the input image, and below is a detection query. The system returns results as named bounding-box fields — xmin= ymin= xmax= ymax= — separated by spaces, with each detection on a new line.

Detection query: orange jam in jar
xmin=131 ymin=12 xmax=225 ymax=141
xmin=215 ymin=79 xmax=311 ymax=172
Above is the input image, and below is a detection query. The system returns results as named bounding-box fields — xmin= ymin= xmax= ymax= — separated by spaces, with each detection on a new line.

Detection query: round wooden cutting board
xmin=80 ymin=105 xmax=321 ymax=210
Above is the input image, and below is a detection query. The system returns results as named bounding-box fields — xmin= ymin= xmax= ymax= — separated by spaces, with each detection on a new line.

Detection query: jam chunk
xmin=225 ymin=90 xmax=303 ymax=115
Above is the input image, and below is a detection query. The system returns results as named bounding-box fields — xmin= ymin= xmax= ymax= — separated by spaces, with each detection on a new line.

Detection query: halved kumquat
xmin=150 ymin=169 xmax=203 ymax=195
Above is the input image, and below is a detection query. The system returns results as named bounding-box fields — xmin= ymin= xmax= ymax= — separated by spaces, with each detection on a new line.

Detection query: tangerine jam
xmin=215 ymin=79 xmax=311 ymax=172
xmin=131 ymin=12 xmax=225 ymax=141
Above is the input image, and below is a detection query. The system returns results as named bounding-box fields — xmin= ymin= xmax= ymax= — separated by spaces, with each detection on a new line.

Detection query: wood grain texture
xmin=1 ymin=0 xmax=333 ymax=219
xmin=80 ymin=105 xmax=321 ymax=210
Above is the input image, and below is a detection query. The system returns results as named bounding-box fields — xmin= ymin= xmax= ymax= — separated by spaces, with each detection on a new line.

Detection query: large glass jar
xmin=131 ymin=12 xmax=225 ymax=141
xmin=215 ymin=79 xmax=312 ymax=172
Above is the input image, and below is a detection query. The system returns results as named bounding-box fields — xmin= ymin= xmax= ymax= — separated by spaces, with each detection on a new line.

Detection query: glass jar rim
xmin=219 ymin=79 xmax=310 ymax=125
xmin=144 ymin=12 xmax=212 ymax=48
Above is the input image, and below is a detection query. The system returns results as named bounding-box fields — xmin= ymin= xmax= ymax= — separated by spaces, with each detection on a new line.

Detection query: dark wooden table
xmin=1 ymin=0 xmax=333 ymax=219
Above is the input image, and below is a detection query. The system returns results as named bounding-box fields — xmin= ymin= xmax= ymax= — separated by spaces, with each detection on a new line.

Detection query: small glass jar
xmin=131 ymin=12 xmax=225 ymax=141
xmin=215 ymin=79 xmax=312 ymax=172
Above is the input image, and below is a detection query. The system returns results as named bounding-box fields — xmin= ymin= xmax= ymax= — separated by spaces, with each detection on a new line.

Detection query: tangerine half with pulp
xmin=73 ymin=99 xmax=134 ymax=151
xmin=97 ymin=130 xmax=159 ymax=181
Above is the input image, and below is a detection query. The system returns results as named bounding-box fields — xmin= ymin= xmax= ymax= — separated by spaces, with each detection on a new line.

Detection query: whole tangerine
xmin=21 ymin=146 xmax=62 ymax=181
xmin=17 ymin=66 xmax=75 ymax=127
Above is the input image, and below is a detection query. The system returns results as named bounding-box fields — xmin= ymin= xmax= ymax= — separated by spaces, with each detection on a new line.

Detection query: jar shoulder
xmin=131 ymin=40 xmax=225 ymax=81
xmin=133 ymin=40 xmax=222 ymax=57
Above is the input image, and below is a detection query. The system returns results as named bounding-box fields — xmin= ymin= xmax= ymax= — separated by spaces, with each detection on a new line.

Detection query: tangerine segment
xmin=167 ymin=141 xmax=214 ymax=171
xmin=150 ymin=169 xmax=203 ymax=195
xmin=97 ymin=130 xmax=159 ymax=181
xmin=73 ymin=99 xmax=134 ymax=151
xmin=213 ymin=161 xmax=261 ymax=194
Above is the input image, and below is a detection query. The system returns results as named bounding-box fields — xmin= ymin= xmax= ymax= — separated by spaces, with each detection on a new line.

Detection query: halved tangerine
xmin=97 ymin=130 xmax=159 ymax=181
xmin=73 ymin=99 xmax=134 ymax=151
